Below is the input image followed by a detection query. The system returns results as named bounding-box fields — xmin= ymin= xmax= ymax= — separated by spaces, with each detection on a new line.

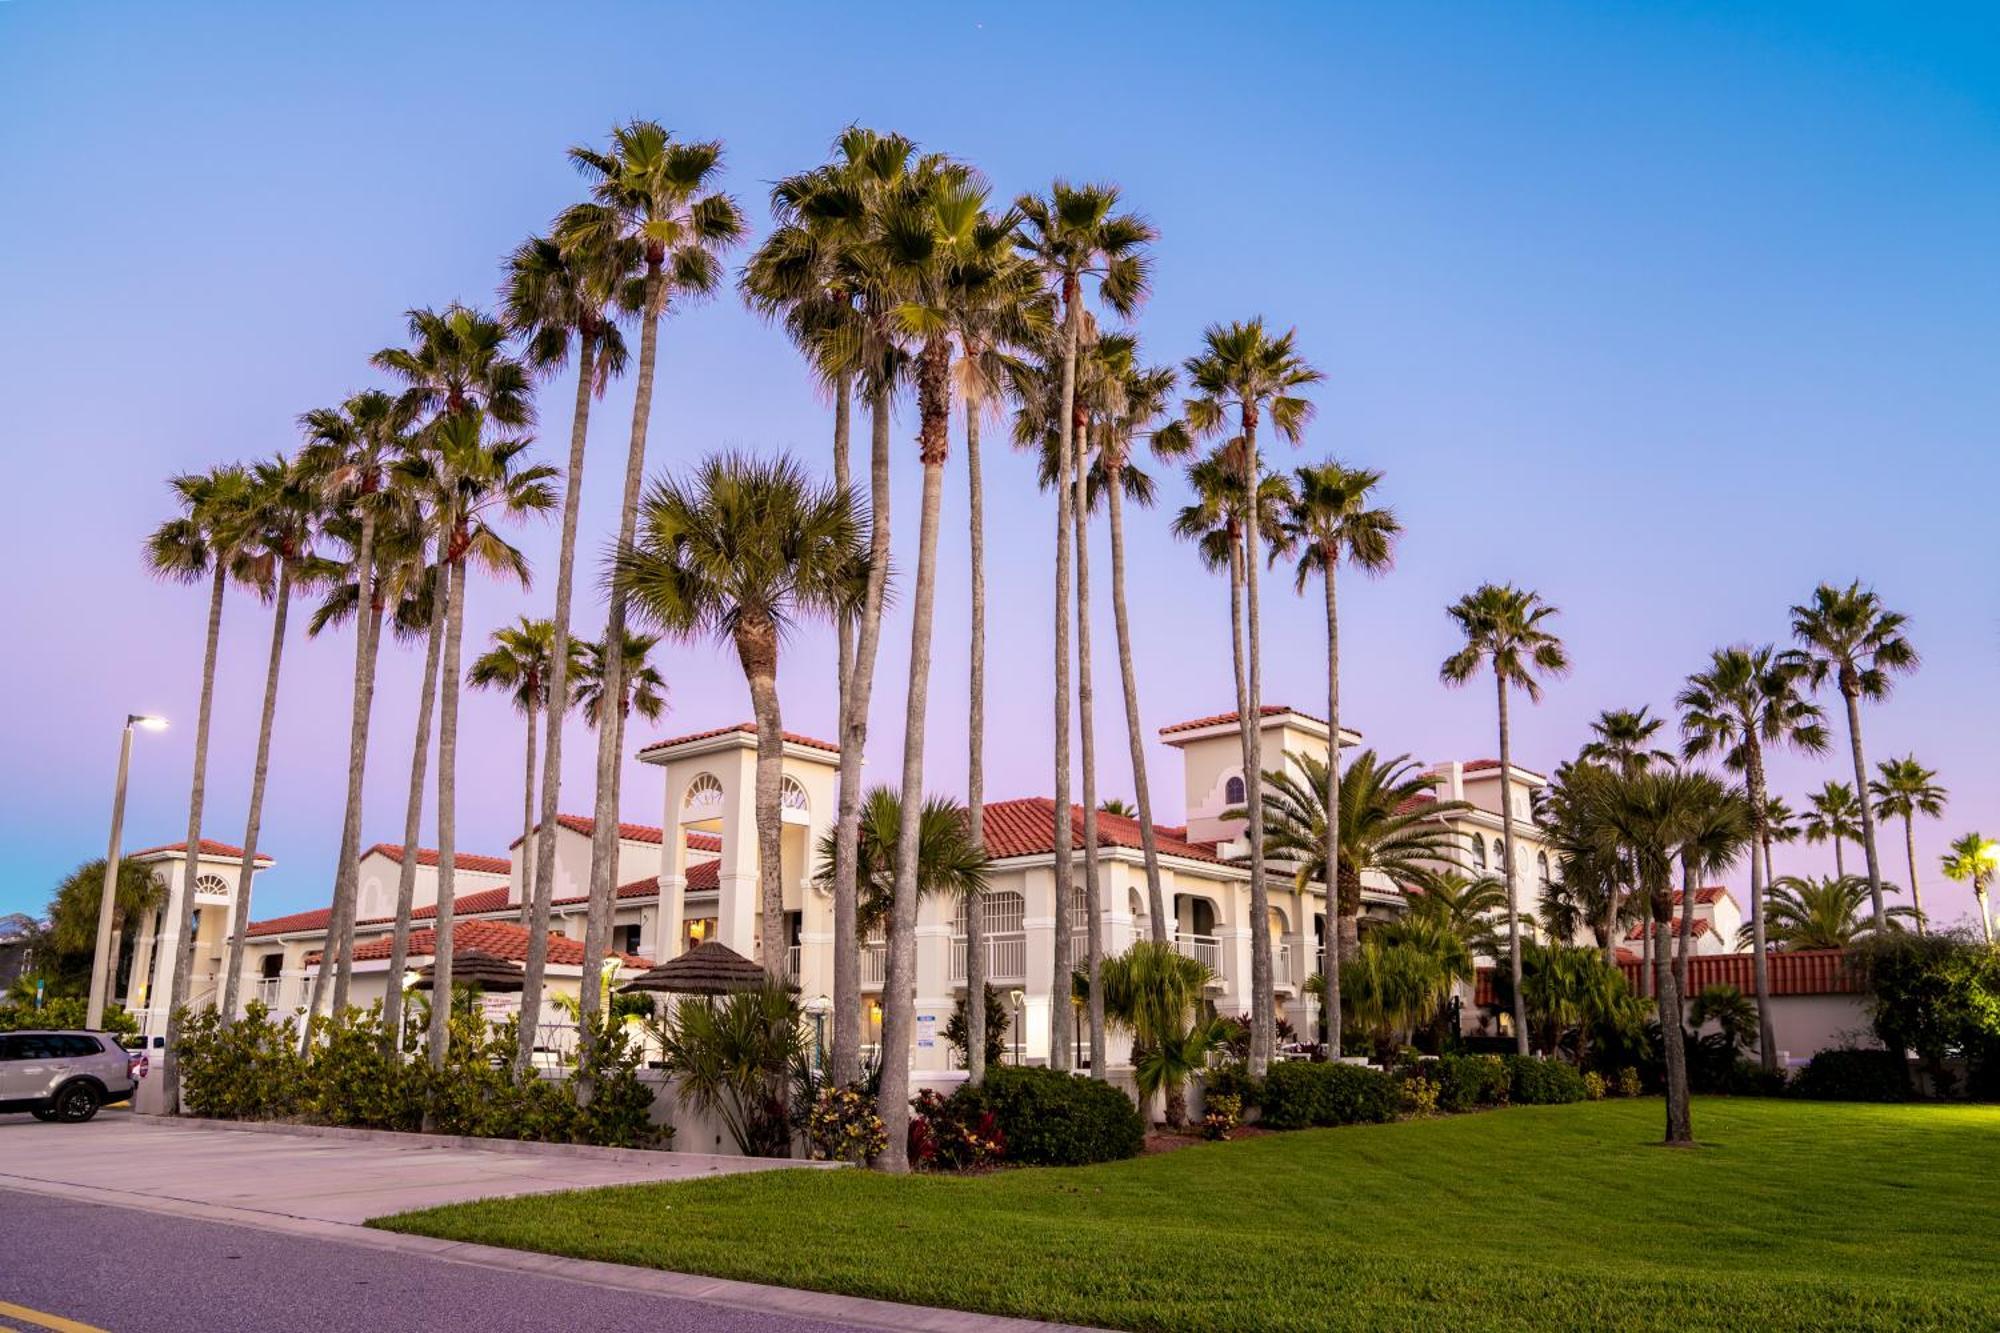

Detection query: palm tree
xmin=1171 ymin=451 xmax=1292 ymax=746
xmin=1869 ymin=756 xmax=1947 ymax=934
xmin=1404 ymin=871 xmax=1508 ymax=960
xmin=618 ymin=453 xmax=867 ymax=980
xmin=813 ymin=788 xmax=990 ymax=942
xmin=1940 ymin=834 xmax=1997 ymax=944
xmin=1803 ymin=781 xmax=1862 ymax=879
xmin=296 ymin=389 xmax=413 ymax=1030
xmin=1678 ymin=645 xmax=1829 ymax=1068
xmin=1179 ymin=319 xmax=1322 ymax=1076
xmin=1440 ymin=584 xmax=1570 ymax=1056
xmin=1786 ymin=582 xmax=1920 ymax=926
xmin=144 ymin=462 xmax=256 ymax=1108
xmin=1277 ymin=461 xmax=1399 ymax=1057
xmin=400 ymin=412 xmax=555 ymax=1073
xmin=1016 ymin=182 xmax=1154 ymax=1081
xmin=1096 ymin=941 xmax=1216 ymax=1128
xmin=218 ymin=455 xmax=322 ymax=1022
xmin=571 ymin=630 xmax=669 ymax=731
xmin=1334 ymin=922 xmax=1473 ymax=1059
xmin=1579 ymin=706 xmax=1674 ymax=776
xmin=467 ymin=618 xmax=570 ymax=928
xmin=1537 ymin=761 xmax=1637 ymax=960
xmin=1671 ymin=775 xmax=1753 ymax=994
xmin=1760 ymin=874 xmax=1912 ymax=950
xmin=502 ymin=224 xmax=631 ymax=1068
xmin=561 ymin=120 xmax=745 ymax=1056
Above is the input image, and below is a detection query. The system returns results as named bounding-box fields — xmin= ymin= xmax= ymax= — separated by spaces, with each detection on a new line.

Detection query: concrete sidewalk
xmin=0 ymin=1109 xmax=816 ymax=1224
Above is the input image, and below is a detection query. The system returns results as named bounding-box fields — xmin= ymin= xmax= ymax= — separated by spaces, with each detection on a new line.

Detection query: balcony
xmin=949 ymin=931 xmax=1027 ymax=985
xmin=250 ymin=977 xmax=285 ymax=1012
xmin=862 ymin=940 xmax=887 ymax=988
xmin=1174 ymin=933 xmax=1223 ymax=982
xmin=1275 ymin=942 xmax=1294 ymax=989
xmin=787 ymin=943 xmax=801 ymax=980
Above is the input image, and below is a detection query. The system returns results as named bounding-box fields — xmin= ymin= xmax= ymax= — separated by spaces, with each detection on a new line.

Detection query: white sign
xmin=916 ymin=1012 xmax=937 ymax=1049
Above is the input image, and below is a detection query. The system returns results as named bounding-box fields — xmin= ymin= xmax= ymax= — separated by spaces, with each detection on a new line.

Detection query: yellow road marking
xmin=0 ymin=1301 xmax=108 ymax=1333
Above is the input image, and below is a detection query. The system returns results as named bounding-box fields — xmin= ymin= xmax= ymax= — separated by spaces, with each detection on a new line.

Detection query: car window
xmin=58 ymin=1035 xmax=104 ymax=1058
xmin=1 ymin=1035 xmax=54 ymax=1060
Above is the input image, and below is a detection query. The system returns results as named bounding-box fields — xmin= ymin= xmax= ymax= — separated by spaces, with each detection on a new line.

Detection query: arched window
xmin=1491 ymin=837 xmax=1506 ymax=871
xmin=953 ymin=890 xmax=1025 ymax=935
xmin=1224 ymin=774 xmax=1246 ymax=805
xmin=682 ymin=772 xmax=724 ymax=813
xmin=194 ymin=874 xmax=229 ymax=897
xmin=780 ymin=776 xmax=809 ymax=813
xmin=1470 ymin=835 xmax=1487 ymax=872
xmin=1537 ymin=851 xmax=1551 ymax=887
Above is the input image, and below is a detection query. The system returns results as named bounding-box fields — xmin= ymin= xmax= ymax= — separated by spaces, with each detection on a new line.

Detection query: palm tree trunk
xmin=1496 ymin=679 xmax=1528 ymax=1056
xmin=830 ymin=380 xmax=893 ymax=1086
xmin=1903 ymin=816 xmax=1926 ymax=934
xmin=1975 ymin=884 xmax=1993 ymax=945
xmin=516 ymin=696 xmax=540 ymax=926
xmin=1321 ymin=559 xmax=1344 ymax=1058
xmin=833 ymin=370 xmax=855 ymax=704
xmin=1654 ymin=912 xmax=1694 ymax=1145
xmin=161 ymin=562 xmax=227 ymax=1113
xmin=579 ymin=280 xmax=663 ymax=1085
xmin=1841 ymin=686 xmax=1888 ymax=923
xmin=427 ymin=558 xmax=466 ymax=1075
xmin=1104 ymin=468 xmax=1166 ymax=942
xmin=323 ymin=509 xmax=380 ymax=1021
xmin=1602 ymin=853 xmax=1626 ymax=967
xmin=518 ymin=335 xmax=595 ymax=1068
xmin=736 ymin=626 xmax=787 ymax=978
xmin=965 ymin=396 xmax=989 ymax=1085
xmin=880 ymin=340 xmax=952 ymax=1170
xmin=221 ymin=564 xmax=291 ymax=1022
xmin=382 ymin=576 xmax=445 ymax=1055
xmin=1746 ymin=748 xmax=1777 ymax=1072
xmin=1048 ymin=284 xmax=1078 ymax=1074
xmin=1676 ymin=855 xmax=1696 ymax=994
xmin=1074 ymin=420 xmax=1105 ymax=1077
xmin=1832 ymin=834 xmax=1846 ymax=881
xmin=1640 ymin=909 xmax=1653 ymax=999
xmin=1237 ymin=419 xmax=1273 ymax=1077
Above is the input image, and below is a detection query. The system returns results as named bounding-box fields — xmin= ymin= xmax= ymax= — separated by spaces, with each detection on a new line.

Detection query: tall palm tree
xmin=1940 ymin=834 xmax=1996 ymax=944
xmin=617 ymin=452 xmax=868 ymax=981
xmin=1538 ymin=760 xmax=1638 ymax=960
xmin=1016 ymin=182 xmax=1154 ymax=1077
xmin=1171 ymin=452 xmax=1292 ymax=743
xmin=502 ymin=224 xmax=631 ymax=1068
xmin=144 ymin=463 xmax=256 ymax=1108
xmin=1579 ymin=706 xmax=1674 ymax=777
xmin=1786 ymin=582 xmax=1920 ymax=927
xmin=1803 ymin=781 xmax=1862 ymax=879
xmin=1277 ymin=461 xmax=1399 ymax=1057
xmin=1761 ymin=792 xmax=1801 ymax=890
xmin=296 ymin=390 xmax=412 ymax=1029
xmin=1179 ymin=319 xmax=1322 ymax=1076
xmin=1869 ymin=756 xmax=1947 ymax=934
xmin=813 ymin=788 xmax=989 ymax=944
xmin=399 ymin=413 xmax=555 ymax=1073
xmin=571 ymin=629 xmax=669 ymax=731
xmin=561 ymin=120 xmax=745 ymax=1056
xmin=1671 ymin=774 xmax=1753 ymax=993
xmin=1405 ymin=870 xmax=1509 ymax=960
xmin=1760 ymin=874 xmax=1912 ymax=950
xmin=1678 ymin=645 xmax=1829 ymax=1069
xmin=1440 ymin=583 xmax=1570 ymax=1057
xmin=218 ymin=455 xmax=322 ymax=1022
xmin=467 ymin=619 xmax=572 ymax=927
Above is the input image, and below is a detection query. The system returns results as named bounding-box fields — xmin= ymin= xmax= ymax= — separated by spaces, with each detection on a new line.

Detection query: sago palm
xmin=1277 ymin=460 xmax=1399 ymax=1057
xmin=1179 ymin=318 xmax=1322 ymax=1076
xmin=1761 ymin=874 xmax=1912 ymax=950
xmin=1786 ymin=582 xmax=1920 ymax=927
xmin=1869 ymin=756 xmax=1947 ymax=934
xmin=1440 ymin=583 xmax=1570 ymax=1056
xmin=616 ymin=452 xmax=870 ymax=980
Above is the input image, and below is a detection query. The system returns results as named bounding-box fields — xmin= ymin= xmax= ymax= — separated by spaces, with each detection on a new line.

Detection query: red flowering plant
xmin=908 ymin=1087 xmax=1005 ymax=1171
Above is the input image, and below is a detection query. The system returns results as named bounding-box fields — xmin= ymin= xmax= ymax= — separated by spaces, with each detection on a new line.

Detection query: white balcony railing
xmin=949 ymin=931 xmax=1027 ymax=984
xmin=1174 ymin=933 xmax=1223 ymax=980
xmin=862 ymin=940 xmax=887 ymax=988
xmin=250 ymin=977 xmax=285 ymax=1011
xmin=786 ymin=943 xmax=801 ymax=980
xmin=1276 ymin=942 xmax=1294 ymax=988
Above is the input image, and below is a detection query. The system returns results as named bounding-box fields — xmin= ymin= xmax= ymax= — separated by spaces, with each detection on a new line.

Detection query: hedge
xmin=1258 ymin=1061 xmax=1400 ymax=1130
xmin=1504 ymin=1055 xmax=1588 ymax=1105
xmin=950 ymin=1066 xmax=1144 ymax=1166
xmin=1791 ymin=1048 xmax=1912 ymax=1103
xmin=1432 ymin=1054 xmax=1511 ymax=1112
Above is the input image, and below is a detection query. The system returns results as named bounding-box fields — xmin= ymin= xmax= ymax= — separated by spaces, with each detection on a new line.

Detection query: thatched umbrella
xmin=415 ymin=948 xmax=525 ymax=993
xmin=619 ymin=939 xmax=774 ymax=996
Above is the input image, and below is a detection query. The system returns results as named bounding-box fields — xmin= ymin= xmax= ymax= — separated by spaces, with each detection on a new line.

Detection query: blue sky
xmin=2 ymin=2 xmax=1996 ymax=926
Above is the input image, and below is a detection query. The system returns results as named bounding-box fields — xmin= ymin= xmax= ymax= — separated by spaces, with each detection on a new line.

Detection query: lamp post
xmin=806 ymin=993 xmax=831 ymax=1073
xmin=1009 ymin=988 xmax=1025 ymax=1066
xmin=87 ymin=714 xmax=167 ymax=1029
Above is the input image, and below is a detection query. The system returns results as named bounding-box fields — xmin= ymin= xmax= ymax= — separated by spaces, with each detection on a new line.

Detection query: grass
xmin=373 ymin=1098 xmax=2000 ymax=1331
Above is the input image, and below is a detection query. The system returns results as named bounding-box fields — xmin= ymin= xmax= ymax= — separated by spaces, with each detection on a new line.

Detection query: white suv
xmin=0 ymin=1030 xmax=139 ymax=1122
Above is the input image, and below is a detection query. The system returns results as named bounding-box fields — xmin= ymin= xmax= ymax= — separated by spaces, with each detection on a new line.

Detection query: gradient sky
xmin=4 ymin=2 xmax=1996 ymax=930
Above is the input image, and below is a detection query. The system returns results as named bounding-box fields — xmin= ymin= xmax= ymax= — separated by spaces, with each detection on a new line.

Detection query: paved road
xmin=0 ymin=1188 xmax=866 ymax=1333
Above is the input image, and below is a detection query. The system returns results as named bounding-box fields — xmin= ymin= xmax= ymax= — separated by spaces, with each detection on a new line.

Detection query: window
xmin=780 ymin=777 xmax=809 ymax=812
xmin=260 ymin=954 xmax=283 ymax=979
xmin=1470 ymin=836 xmax=1487 ymax=872
xmin=1537 ymin=851 xmax=1551 ymax=888
xmin=194 ymin=874 xmax=229 ymax=897
xmin=614 ymin=924 xmax=643 ymax=955
xmin=1070 ymin=886 xmax=1091 ymax=930
xmin=1491 ymin=837 xmax=1505 ymax=871
xmin=1224 ymin=775 xmax=1246 ymax=805
xmin=953 ymin=890 xmax=1025 ymax=935
xmin=683 ymin=773 xmax=724 ymax=813
xmin=56 ymin=1035 xmax=103 ymax=1057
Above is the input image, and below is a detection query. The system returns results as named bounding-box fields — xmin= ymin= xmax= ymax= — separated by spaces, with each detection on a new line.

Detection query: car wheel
xmin=30 ymin=1107 xmax=58 ymax=1122
xmin=54 ymin=1083 xmax=101 ymax=1124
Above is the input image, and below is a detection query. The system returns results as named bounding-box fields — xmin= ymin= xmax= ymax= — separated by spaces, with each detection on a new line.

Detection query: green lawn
xmin=373 ymin=1099 xmax=2000 ymax=1331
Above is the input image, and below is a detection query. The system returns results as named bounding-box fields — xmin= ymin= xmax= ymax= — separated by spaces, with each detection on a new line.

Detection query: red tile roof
xmin=307 ymin=919 xmax=648 ymax=969
xmin=245 ymin=885 xmax=516 ymax=939
xmin=363 ymin=843 xmax=512 ymax=876
xmin=1159 ymin=705 xmax=1326 ymax=738
xmin=1669 ymin=886 xmax=1733 ymax=907
xmin=982 ymin=798 xmax=1225 ymax=865
xmin=1459 ymin=758 xmax=1550 ymax=783
xmin=1619 ymin=948 xmax=1860 ymax=997
xmin=128 ymin=838 xmax=274 ymax=865
xmin=1626 ymin=918 xmax=1715 ymax=941
xmin=639 ymin=722 xmax=839 ymax=755
xmin=505 ymin=816 xmax=719 ymax=852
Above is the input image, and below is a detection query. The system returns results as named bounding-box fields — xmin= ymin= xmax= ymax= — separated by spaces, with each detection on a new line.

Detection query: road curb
xmin=0 ymin=1175 xmax=1094 ymax=1333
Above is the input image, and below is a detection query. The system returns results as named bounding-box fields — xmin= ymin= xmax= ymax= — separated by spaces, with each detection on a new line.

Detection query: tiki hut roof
xmin=620 ymin=940 xmax=773 ymax=996
xmin=416 ymin=948 xmax=525 ymax=993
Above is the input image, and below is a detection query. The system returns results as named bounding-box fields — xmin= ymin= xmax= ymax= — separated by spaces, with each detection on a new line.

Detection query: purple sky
xmin=4 ymin=3 xmax=1996 ymax=929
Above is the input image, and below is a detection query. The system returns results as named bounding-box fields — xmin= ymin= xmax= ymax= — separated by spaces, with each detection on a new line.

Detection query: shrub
xmin=811 ymin=1083 xmax=888 ymax=1164
xmin=950 ymin=1067 xmax=1142 ymax=1166
xmin=177 ymin=1003 xmax=304 ymax=1120
xmin=303 ymin=1008 xmax=421 ymax=1130
xmin=1504 ymin=1055 xmax=1588 ymax=1105
xmin=1582 ymin=1070 xmax=1608 ymax=1100
xmin=1616 ymin=1066 xmax=1643 ymax=1098
xmin=571 ymin=1024 xmax=662 ymax=1148
xmin=1201 ymin=1092 xmax=1242 ymax=1140
xmin=0 ymin=994 xmax=140 ymax=1037
xmin=1433 ymin=1053 xmax=1510 ymax=1112
xmin=1401 ymin=1076 xmax=1441 ymax=1117
xmin=1203 ymin=1059 xmax=1264 ymax=1110
xmin=908 ymin=1087 xmax=1002 ymax=1170
xmin=945 ymin=986 xmax=1010 ymax=1070
xmin=1258 ymin=1061 xmax=1399 ymax=1130
xmin=1793 ymin=1048 xmax=1912 ymax=1102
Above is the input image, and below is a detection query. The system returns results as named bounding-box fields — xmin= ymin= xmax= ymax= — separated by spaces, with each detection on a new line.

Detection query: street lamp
xmin=86 ymin=714 xmax=167 ymax=1029
xmin=1008 ymin=988 xmax=1025 ymax=1067
xmin=806 ymin=993 xmax=831 ymax=1072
